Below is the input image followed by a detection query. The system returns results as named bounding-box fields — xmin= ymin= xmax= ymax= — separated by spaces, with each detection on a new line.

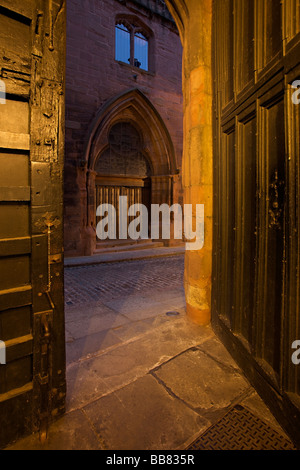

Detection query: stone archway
xmin=83 ymin=88 xmax=180 ymax=254
xmin=165 ymin=0 xmax=213 ymax=326
xmin=94 ymin=121 xmax=152 ymax=242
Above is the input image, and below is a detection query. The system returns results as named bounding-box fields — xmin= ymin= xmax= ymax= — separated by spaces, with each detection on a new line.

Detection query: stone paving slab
xmin=66 ymin=328 xmax=123 ymax=364
xmin=143 ymin=310 xmax=186 ymax=328
xmin=196 ymin=336 xmax=243 ymax=371
xmin=65 ymin=301 xmax=128 ymax=324
xmin=154 ymin=349 xmax=250 ymax=413
xmin=103 ymin=297 xmax=169 ymax=321
xmin=110 ymin=319 xmax=161 ymax=342
xmin=103 ymin=292 xmax=186 ymax=320
xmin=66 ymin=362 xmax=111 ymax=412
xmin=83 ymin=375 xmax=210 ymax=451
xmin=65 ymin=308 xmax=130 ymax=340
xmin=111 ymin=309 xmax=187 ymax=343
xmin=65 ymin=317 xmax=214 ymax=412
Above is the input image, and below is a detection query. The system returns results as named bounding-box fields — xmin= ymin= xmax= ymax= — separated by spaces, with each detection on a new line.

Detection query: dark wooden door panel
xmin=0 ymin=0 xmax=66 ymax=448
xmin=235 ymin=0 xmax=254 ymax=94
xmin=234 ymin=114 xmax=257 ymax=348
xmin=219 ymin=128 xmax=236 ymax=328
xmin=258 ymin=98 xmax=285 ymax=381
xmin=0 ymin=20 xmax=34 ymax=440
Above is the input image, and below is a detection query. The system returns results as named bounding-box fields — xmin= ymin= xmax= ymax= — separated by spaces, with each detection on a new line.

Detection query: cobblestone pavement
xmin=64 ymin=255 xmax=185 ymax=305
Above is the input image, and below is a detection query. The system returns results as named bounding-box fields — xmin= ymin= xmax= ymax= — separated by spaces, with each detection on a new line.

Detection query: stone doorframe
xmin=82 ymin=88 xmax=179 ymax=255
xmin=165 ymin=0 xmax=213 ymax=326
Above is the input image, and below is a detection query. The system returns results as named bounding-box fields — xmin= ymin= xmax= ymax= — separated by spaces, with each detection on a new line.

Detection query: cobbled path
xmin=64 ymin=256 xmax=185 ymax=305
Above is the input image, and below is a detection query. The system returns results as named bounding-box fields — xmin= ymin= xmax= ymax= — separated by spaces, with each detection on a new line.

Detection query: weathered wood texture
xmin=0 ymin=0 xmax=66 ymax=448
xmin=212 ymin=0 xmax=300 ymax=448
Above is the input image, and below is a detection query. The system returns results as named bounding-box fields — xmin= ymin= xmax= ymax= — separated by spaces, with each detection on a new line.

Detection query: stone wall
xmin=65 ymin=0 xmax=183 ymax=256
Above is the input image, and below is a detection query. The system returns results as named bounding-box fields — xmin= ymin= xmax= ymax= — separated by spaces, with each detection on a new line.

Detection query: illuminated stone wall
xmin=65 ymin=0 xmax=183 ymax=256
xmin=166 ymin=0 xmax=213 ymax=326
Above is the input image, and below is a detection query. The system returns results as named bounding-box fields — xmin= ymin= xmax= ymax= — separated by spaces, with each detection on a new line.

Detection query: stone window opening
xmin=115 ymin=19 xmax=152 ymax=72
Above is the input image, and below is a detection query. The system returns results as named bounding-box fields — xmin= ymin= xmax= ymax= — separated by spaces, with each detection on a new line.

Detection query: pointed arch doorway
xmin=84 ymin=89 xmax=179 ymax=253
xmin=95 ymin=121 xmax=152 ymax=243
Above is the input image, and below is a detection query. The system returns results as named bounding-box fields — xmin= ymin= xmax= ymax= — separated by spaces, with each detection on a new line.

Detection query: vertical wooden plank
xmin=234 ymin=0 xmax=255 ymax=94
xmin=29 ymin=0 xmax=66 ymax=437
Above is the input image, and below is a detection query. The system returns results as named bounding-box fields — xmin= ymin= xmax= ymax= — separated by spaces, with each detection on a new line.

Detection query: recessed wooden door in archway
xmin=95 ymin=122 xmax=152 ymax=241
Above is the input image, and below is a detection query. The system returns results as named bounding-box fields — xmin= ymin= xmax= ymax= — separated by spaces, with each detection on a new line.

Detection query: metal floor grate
xmin=187 ymin=405 xmax=297 ymax=450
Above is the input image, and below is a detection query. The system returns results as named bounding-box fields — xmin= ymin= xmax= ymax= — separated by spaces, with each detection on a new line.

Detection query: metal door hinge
xmin=34 ymin=310 xmax=53 ymax=442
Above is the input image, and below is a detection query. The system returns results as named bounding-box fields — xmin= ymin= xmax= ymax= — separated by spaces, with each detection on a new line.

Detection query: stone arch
xmin=85 ymin=88 xmax=177 ymax=177
xmin=115 ymin=14 xmax=154 ymax=39
xmin=164 ymin=0 xmax=214 ymax=326
xmin=95 ymin=121 xmax=153 ymax=178
xmin=163 ymin=0 xmax=188 ymax=42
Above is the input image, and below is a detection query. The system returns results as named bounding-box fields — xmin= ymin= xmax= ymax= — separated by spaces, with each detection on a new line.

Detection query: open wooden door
xmin=212 ymin=0 xmax=300 ymax=447
xmin=0 ymin=0 xmax=66 ymax=448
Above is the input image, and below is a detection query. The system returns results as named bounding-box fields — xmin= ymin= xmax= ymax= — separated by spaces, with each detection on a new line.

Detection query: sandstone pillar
xmin=166 ymin=0 xmax=213 ymax=325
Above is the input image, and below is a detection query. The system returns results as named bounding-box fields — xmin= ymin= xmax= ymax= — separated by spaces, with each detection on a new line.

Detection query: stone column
xmin=151 ymin=175 xmax=172 ymax=206
xmin=184 ymin=0 xmax=213 ymax=326
xmin=166 ymin=0 xmax=213 ymax=325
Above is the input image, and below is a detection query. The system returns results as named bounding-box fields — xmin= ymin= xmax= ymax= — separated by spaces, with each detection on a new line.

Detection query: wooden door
xmin=96 ymin=184 xmax=143 ymax=240
xmin=0 ymin=0 xmax=66 ymax=448
xmin=212 ymin=0 xmax=300 ymax=447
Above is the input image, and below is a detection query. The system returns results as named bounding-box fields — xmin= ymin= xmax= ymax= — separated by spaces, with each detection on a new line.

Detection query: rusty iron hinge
xmin=34 ymin=310 xmax=53 ymax=443
xmin=34 ymin=212 xmax=61 ymax=310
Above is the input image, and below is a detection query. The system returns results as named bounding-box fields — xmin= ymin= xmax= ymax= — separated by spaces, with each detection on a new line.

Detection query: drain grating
xmin=187 ymin=405 xmax=297 ymax=450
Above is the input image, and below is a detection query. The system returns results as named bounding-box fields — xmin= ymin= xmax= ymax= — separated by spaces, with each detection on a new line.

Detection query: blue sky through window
xmin=115 ymin=24 xmax=130 ymax=64
xmin=115 ymin=24 xmax=149 ymax=71
xmin=134 ymin=32 xmax=148 ymax=71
